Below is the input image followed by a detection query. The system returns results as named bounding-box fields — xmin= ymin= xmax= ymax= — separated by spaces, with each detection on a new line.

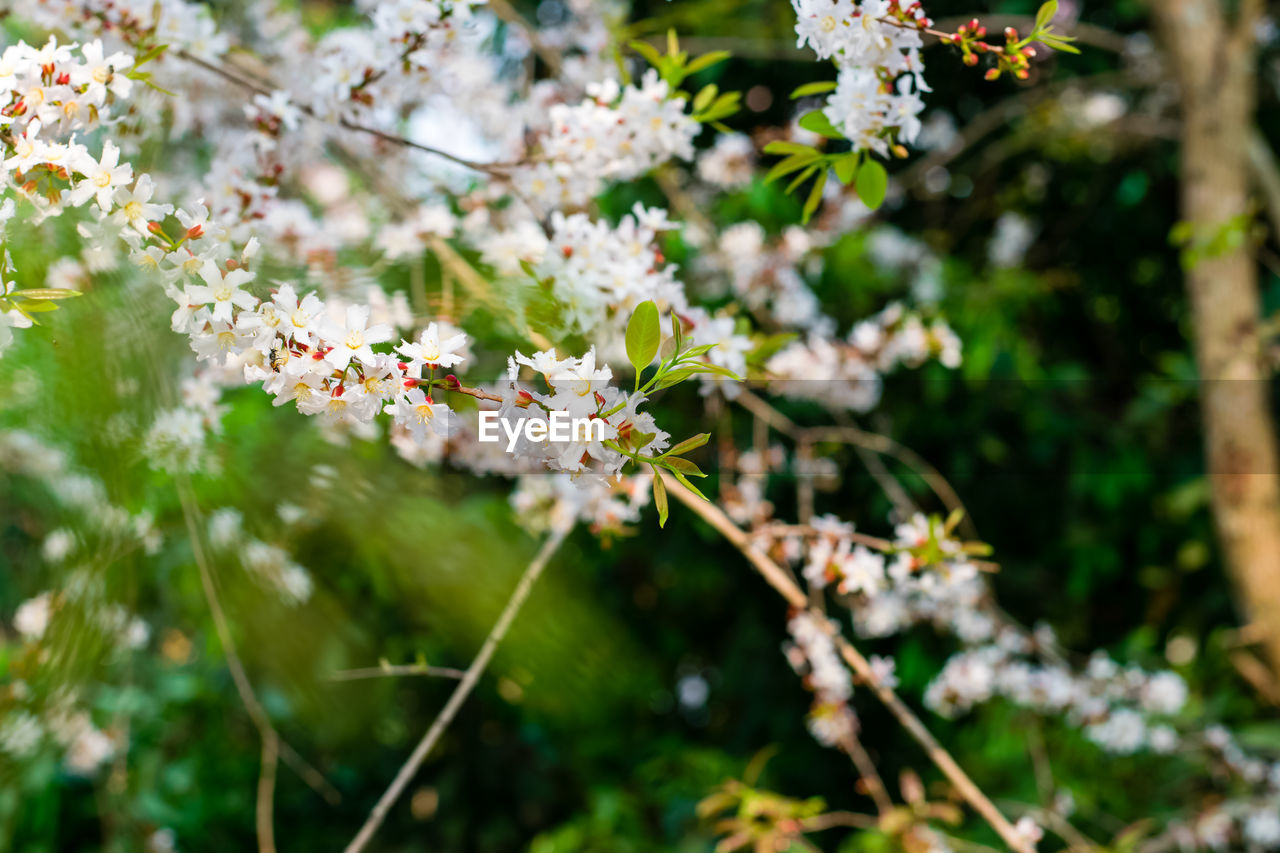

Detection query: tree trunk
xmin=1150 ymin=0 xmax=1280 ymax=673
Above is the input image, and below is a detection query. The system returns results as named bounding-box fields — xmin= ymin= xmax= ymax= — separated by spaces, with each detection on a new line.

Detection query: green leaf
xmin=669 ymin=468 xmax=708 ymax=501
xmin=630 ymin=430 xmax=657 ymax=450
xmin=1034 ymin=0 xmax=1059 ymax=32
xmin=665 ymin=432 xmax=710 ymax=457
xmin=629 ymin=40 xmax=664 ymax=67
xmin=801 ymin=169 xmax=828 ymax=223
xmin=667 ymin=28 xmax=680 ymax=59
xmin=790 ymin=80 xmax=838 ymax=98
xmin=696 ymin=91 xmax=741 ymax=122
xmin=693 ymin=83 xmax=718 ymax=113
xmin=764 ymin=152 xmax=822 ymax=185
xmin=655 ymin=368 xmax=699 ymax=389
xmin=833 ymin=152 xmax=858 ymax=185
xmin=625 ymin=301 xmax=661 ymax=383
xmin=763 ymin=141 xmax=818 ymax=157
xmin=785 ymin=163 xmax=820 ymax=195
xmin=133 ymin=43 xmax=169 ymax=68
xmin=797 ymin=109 xmax=843 ymax=139
xmin=15 ymin=300 xmax=59 ymax=313
xmin=652 ymin=469 xmax=669 ymax=527
xmin=664 ymin=456 xmax=706 ymax=477
xmin=677 ymin=343 xmax=717 ymax=360
xmin=685 ymin=50 xmax=731 ymax=75
xmin=855 ymin=160 xmax=888 ymax=210
xmin=12 ymin=288 xmax=82 ymax=300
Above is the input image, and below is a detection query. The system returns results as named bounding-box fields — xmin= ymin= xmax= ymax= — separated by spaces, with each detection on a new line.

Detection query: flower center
xmin=92 ymin=66 xmax=110 ymax=84
xmin=819 ymin=15 xmax=838 ymax=32
xmin=415 ymin=403 xmax=434 ymax=424
xmin=124 ymin=201 xmax=143 ymax=221
xmin=345 ymin=330 xmax=364 ymax=349
xmin=213 ymin=284 xmax=232 ymax=302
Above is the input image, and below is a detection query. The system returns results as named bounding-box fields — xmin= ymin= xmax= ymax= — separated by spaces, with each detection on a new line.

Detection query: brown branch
xmin=736 ymin=389 xmax=977 ymax=538
xmin=343 ymin=524 xmax=572 ymax=853
xmin=256 ymin=733 xmax=279 ymax=853
xmin=761 ymin=522 xmax=1000 ymax=573
xmin=799 ymin=810 xmax=880 ymax=832
xmin=657 ymin=471 xmax=1035 ymax=853
xmin=839 ymin=732 xmax=894 ymax=815
xmin=172 ymin=49 xmax=515 ymax=176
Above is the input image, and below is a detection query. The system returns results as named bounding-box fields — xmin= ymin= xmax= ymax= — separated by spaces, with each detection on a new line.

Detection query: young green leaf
xmin=685 ymin=50 xmax=731 ymax=75
xmin=693 ymin=83 xmax=718 ymax=113
xmin=652 ymin=468 xmax=669 ymax=527
xmin=785 ymin=163 xmax=820 ymax=195
xmin=833 ymin=152 xmax=858 ymax=185
xmin=669 ymin=468 xmax=708 ymax=501
xmin=855 ymin=160 xmax=888 ymax=210
xmin=802 ymin=169 xmax=828 ymax=223
xmin=764 ymin=151 xmax=822 ymax=185
xmin=625 ymin=300 xmax=661 ymax=384
xmin=665 ymin=432 xmax=710 ymax=457
xmin=1034 ymin=0 xmax=1059 ymax=32
xmin=790 ymin=80 xmax=838 ymax=98
xmin=664 ymin=456 xmax=706 ymax=477
xmin=629 ymin=40 xmax=664 ymax=68
xmin=763 ymin=140 xmax=820 ymax=157
xmin=797 ymin=110 xmax=844 ymax=140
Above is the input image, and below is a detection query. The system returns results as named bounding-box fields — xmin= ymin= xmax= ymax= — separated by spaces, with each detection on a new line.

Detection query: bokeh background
xmin=2 ymin=0 xmax=1280 ymax=850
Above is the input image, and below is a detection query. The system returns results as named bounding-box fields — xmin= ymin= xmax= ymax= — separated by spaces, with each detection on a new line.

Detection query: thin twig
xmin=177 ymin=478 xmax=277 ymax=853
xmin=176 ymin=480 xmax=341 ymax=813
xmin=343 ymin=524 xmax=572 ymax=853
xmin=800 ymin=810 xmax=880 ymax=831
xmin=657 ymin=471 xmax=1035 ymax=853
xmin=172 ymin=49 xmax=515 ymax=176
xmin=330 ymin=663 xmax=468 ymax=682
xmin=257 ymin=732 xmax=279 ymax=853
xmin=735 ymin=389 xmax=977 ymax=538
xmin=839 ymin=732 xmax=894 ymax=815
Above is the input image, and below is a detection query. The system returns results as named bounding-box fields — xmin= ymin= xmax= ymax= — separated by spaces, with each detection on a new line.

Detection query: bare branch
xmin=343 ymin=524 xmax=572 ymax=853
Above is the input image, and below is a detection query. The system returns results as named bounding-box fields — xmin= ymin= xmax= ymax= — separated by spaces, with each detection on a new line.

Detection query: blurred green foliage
xmin=2 ymin=0 xmax=1280 ymax=850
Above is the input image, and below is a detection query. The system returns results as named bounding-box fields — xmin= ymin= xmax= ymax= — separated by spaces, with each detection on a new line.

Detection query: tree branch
xmin=656 ymin=471 xmax=1035 ymax=853
xmin=343 ymin=523 xmax=572 ymax=853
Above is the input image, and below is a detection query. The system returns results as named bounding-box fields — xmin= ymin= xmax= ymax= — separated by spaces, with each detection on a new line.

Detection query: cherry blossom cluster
xmin=7 ymin=0 xmax=228 ymax=58
xmin=790 ymin=0 xmax=930 ymax=155
xmin=783 ymin=610 xmax=858 ymax=747
xmin=525 ymin=204 xmax=686 ymax=339
xmin=0 ymin=38 xmax=144 ymax=251
xmin=765 ymin=302 xmax=961 ymax=412
xmin=519 ymin=70 xmax=699 ymax=207
xmin=924 ymin=643 xmax=1188 ymax=752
